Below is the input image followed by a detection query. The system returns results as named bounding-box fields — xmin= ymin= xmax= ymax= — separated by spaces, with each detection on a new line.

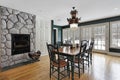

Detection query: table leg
xmin=71 ymin=56 xmax=74 ymax=80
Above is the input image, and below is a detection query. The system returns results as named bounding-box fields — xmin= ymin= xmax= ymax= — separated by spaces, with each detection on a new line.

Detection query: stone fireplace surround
xmin=0 ymin=6 xmax=36 ymax=68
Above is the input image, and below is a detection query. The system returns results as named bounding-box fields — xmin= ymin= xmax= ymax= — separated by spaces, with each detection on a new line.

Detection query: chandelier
xmin=67 ymin=7 xmax=80 ymax=28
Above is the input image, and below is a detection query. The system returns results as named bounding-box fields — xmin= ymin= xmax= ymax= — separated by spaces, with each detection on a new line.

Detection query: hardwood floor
xmin=0 ymin=53 xmax=120 ymax=80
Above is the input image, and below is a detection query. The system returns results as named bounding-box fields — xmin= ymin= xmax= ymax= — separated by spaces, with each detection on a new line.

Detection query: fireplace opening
xmin=12 ymin=34 xmax=30 ymax=55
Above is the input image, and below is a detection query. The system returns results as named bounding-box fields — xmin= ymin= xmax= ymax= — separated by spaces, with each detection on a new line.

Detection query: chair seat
xmin=74 ymin=58 xmax=83 ymax=63
xmin=51 ymin=60 xmax=68 ymax=68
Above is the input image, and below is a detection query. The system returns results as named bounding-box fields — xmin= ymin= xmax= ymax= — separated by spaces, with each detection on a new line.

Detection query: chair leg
xmin=50 ymin=65 xmax=51 ymax=78
xmin=83 ymin=60 xmax=84 ymax=73
xmin=78 ymin=62 xmax=80 ymax=78
xmin=58 ymin=67 xmax=60 ymax=80
xmin=88 ymin=55 xmax=89 ymax=67
xmin=91 ymin=53 xmax=92 ymax=65
xmin=68 ymin=67 xmax=70 ymax=78
xmin=67 ymin=62 xmax=70 ymax=78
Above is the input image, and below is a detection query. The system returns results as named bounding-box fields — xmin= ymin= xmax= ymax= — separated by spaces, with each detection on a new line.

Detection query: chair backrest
xmin=46 ymin=43 xmax=58 ymax=61
xmin=78 ymin=40 xmax=88 ymax=58
xmin=80 ymin=40 xmax=88 ymax=53
xmin=89 ymin=40 xmax=94 ymax=53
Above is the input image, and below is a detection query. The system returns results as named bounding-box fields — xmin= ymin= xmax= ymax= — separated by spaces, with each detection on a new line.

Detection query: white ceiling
xmin=0 ymin=0 xmax=120 ymax=26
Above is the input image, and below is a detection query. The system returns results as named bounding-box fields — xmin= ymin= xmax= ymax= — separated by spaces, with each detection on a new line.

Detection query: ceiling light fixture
xmin=67 ymin=7 xmax=80 ymax=28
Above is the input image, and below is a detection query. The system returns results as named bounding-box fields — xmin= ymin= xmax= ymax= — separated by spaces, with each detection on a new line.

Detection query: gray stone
xmin=18 ymin=15 xmax=26 ymax=24
xmin=30 ymin=39 xmax=33 ymax=43
xmin=9 ymin=62 xmax=14 ymax=66
xmin=28 ymin=28 xmax=32 ymax=33
xmin=6 ymin=34 xmax=11 ymax=41
xmin=13 ymin=10 xmax=20 ymax=14
xmin=13 ymin=55 xmax=23 ymax=61
xmin=6 ymin=49 xmax=11 ymax=56
xmin=1 ymin=56 xmax=9 ymax=62
xmin=1 ymin=61 xmax=9 ymax=68
xmin=1 ymin=16 xmax=7 ymax=19
xmin=19 ymin=12 xmax=28 ymax=20
xmin=22 ymin=59 xmax=28 ymax=62
xmin=7 ymin=8 xmax=13 ymax=14
xmin=1 ymin=7 xmax=9 ymax=15
xmin=15 ymin=60 xmax=23 ymax=64
xmin=31 ymin=42 xmax=34 ymax=51
xmin=33 ymin=28 xmax=36 ymax=33
xmin=7 ymin=20 xmax=14 ymax=29
xmin=8 ymin=58 xmax=13 ymax=62
xmin=1 ymin=19 xmax=7 ymax=29
xmin=32 ymin=39 xmax=35 ymax=43
xmin=32 ymin=16 xmax=36 ymax=23
xmin=9 ymin=28 xmax=19 ymax=34
xmin=1 ymin=43 xmax=5 ymax=48
xmin=26 ymin=19 xmax=33 ymax=24
xmin=14 ymin=22 xmax=24 ymax=29
xmin=26 ymin=25 xmax=34 ymax=29
xmin=8 ymin=56 xmax=13 ymax=60
xmin=1 ymin=35 xmax=6 ymax=43
xmin=22 ymin=54 xmax=28 ymax=59
xmin=6 ymin=41 xmax=11 ymax=49
xmin=2 ymin=29 xmax=8 ymax=35
xmin=20 ymin=27 xmax=29 ymax=34
xmin=30 ymin=33 xmax=33 ymax=39
xmin=1 ymin=49 xmax=6 ymax=55
xmin=8 ymin=14 xmax=18 ymax=23
xmin=28 ymin=14 xmax=33 ymax=20
xmin=24 ymin=53 xmax=30 ymax=59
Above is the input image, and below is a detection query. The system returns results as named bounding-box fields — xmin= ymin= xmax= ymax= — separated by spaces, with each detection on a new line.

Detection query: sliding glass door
xmin=93 ymin=25 xmax=106 ymax=50
xmin=81 ymin=23 xmax=108 ymax=51
xmin=81 ymin=26 xmax=92 ymax=41
xmin=110 ymin=21 xmax=120 ymax=49
xmin=63 ymin=23 xmax=108 ymax=52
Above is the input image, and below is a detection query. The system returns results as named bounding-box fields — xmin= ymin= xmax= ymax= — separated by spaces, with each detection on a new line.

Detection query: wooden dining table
xmin=54 ymin=46 xmax=80 ymax=80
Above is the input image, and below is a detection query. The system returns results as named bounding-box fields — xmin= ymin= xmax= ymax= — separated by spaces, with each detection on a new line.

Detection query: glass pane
xmin=81 ymin=27 xmax=92 ymax=41
xmin=110 ymin=22 xmax=120 ymax=48
xmin=63 ymin=28 xmax=80 ymax=45
xmin=93 ymin=25 xmax=106 ymax=50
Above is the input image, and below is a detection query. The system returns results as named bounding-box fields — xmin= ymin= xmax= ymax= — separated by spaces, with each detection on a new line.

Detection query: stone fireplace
xmin=0 ymin=6 xmax=36 ymax=68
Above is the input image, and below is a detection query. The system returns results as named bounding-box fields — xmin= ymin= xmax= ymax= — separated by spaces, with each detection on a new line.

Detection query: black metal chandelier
xmin=67 ymin=7 xmax=80 ymax=28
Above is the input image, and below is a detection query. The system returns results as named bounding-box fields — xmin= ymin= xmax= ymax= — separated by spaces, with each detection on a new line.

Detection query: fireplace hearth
xmin=12 ymin=34 xmax=30 ymax=55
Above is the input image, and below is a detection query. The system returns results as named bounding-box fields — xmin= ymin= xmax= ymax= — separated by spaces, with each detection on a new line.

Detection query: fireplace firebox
xmin=12 ymin=34 xmax=30 ymax=55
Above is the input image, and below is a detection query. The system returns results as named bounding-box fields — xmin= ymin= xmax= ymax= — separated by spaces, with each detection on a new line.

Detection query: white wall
xmin=0 ymin=13 xmax=1 ymax=71
xmin=36 ymin=16 xmax=51 ymax=56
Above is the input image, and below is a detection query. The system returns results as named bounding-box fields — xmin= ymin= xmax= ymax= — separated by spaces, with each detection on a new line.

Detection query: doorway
xmin=53 ymin=29 xmax=56 ymax=45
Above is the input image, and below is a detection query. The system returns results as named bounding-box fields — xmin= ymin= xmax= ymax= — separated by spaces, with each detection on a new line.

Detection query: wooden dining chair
xmin=88 ymin=40 xmax=94 ymax=65
xmin=74 ymin=40 xmax=87 ymax=78
xmin=82 ymin=40 xmax=94 ymax=68
xmin=78 ymin=40 xmax=93 ymax=68
xmin=46 ymin=43 xmax=70 ymax=80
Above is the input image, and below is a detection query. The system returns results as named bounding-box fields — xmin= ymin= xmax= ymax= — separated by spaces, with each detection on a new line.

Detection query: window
xmin=81 ymin=27 xmax=92 ymax=41
xmin=93 ymin=26 xmax=106 ymax=50
xmin=63 ymin=29 xmax=68 ymax=43
xmin=63 ymin=28 xmax=80 ymax=44
xmin=110 ymin=21 xmax=120 ymax=48
xmin=74 ymin=28 xmax=80 ymax=44
xmin=81 ymin=24 xmax=106 ymax=51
